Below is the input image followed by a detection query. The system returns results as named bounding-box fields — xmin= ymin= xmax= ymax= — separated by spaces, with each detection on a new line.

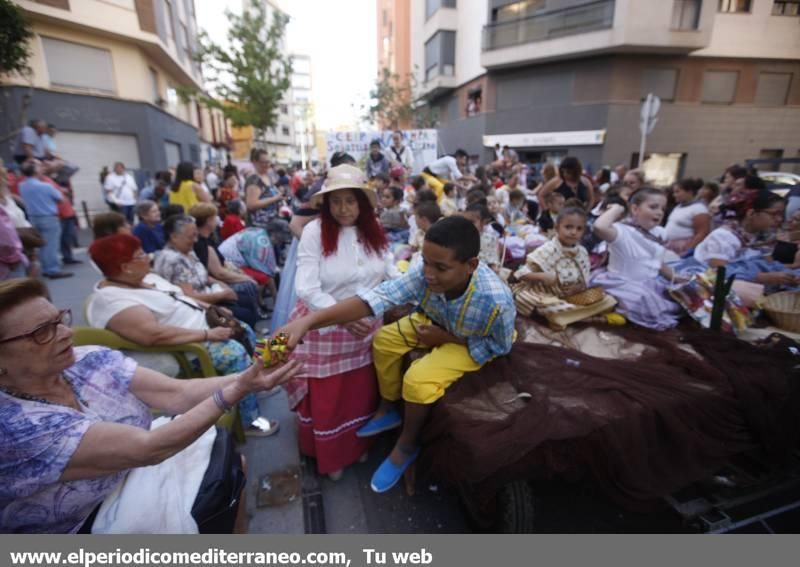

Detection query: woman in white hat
xmin=283 ymin=164 xmax=395 ymax=480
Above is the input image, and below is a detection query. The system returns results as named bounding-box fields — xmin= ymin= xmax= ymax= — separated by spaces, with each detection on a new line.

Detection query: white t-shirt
xmin=427 ymin=156 xmax=462 ymax=180
xmin=296 ymin=219 xmax=396 ymax=311
xmin=103 ymin=172 xmax=138 ymax=206
xmin=0 ymin=198 xmax=31 ymax=228
xmin=87 ymin=273 xmax=207 ymax=331
xmin=205 ymin=171 xmax=220 ymax=190
xmin=607 ymin=223 xmax=667 ymax=281
xmin=665 ymin=201 xmax=709 ymax=241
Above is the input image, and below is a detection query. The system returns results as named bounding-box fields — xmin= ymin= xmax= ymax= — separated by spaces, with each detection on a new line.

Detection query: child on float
xmin=439 ymin=182 xmax=459 ymax=217
xmin=278 ymin=216 xmax=516 ymax=494
xmin=462 ymin=202 xmax=501 ymax=273
xmin=590 ymin=187 xmax=683 ymax=330
xmin=512 ymin=206 xmax=617 ymax=329
xmin=380 ymin=186 xmax=409 ymax=245
xmin=538 ymin=192 xmax=565 ymax=235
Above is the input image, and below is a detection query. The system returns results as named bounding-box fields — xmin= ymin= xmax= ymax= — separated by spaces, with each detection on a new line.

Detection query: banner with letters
xmin=325 ymin=130 xmax=438 ymax=174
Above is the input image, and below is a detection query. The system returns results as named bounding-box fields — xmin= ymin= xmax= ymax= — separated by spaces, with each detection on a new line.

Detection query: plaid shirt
xmin=358 ymin=262 xmax=516 ymax=365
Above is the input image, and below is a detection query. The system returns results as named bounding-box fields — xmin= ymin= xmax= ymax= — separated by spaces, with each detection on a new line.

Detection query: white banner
xmin=325 ymin=129 xmax=438 ymax=174
xmin=483 ymin=130 xmax=606 ymax=148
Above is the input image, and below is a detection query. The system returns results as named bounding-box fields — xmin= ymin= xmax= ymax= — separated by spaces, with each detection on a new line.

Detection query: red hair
xmin=89 ymin=233 xmax=141 ymax=277
xmin=320 ymin=190 xmax=388 ymax=257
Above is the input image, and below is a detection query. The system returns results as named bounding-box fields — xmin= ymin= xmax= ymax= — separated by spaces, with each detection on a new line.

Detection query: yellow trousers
xmin=420 ymin=172 xmax=445 ymax=202
xmin=372 ymin=313 xmax=483 ymax=405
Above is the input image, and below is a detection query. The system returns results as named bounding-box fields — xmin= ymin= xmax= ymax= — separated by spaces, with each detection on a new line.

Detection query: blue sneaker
xmin=370 ymin=448 xmax=420 ymax=493
xmin=355 ymin=410 xmax=402 ymax=438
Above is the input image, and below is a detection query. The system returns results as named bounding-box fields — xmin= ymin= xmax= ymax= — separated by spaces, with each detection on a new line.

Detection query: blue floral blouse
xmin=0 ymin=347 xmax=150 ymax=533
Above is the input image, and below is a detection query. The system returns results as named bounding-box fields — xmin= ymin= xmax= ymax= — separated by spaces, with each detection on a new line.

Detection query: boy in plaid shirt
xmin=279 ymin=216 xmax=516 ymax=493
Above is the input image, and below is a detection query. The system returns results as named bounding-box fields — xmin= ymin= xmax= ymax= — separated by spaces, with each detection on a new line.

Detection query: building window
xmin=149 ymin=67 xmax=160 ymax=103
xmin=383 ymin=9 xmax=387 ymax=25
xmin=424 ymin=30 xmax=455 ymax=82
xmin=466 ymin=88 xmax=482 ymax=117
xmin=641 ymin=68 xmax=679 ymax=102
xmin=718 ymin=0 xmax=751 ymax=12
xmin=426 ymin=0 xmax=456 ymax=20
xmin=281 ymin=126 xmax=290 ymax=136
xmin=164 ymin=0 xmax=176 ymax=38
xmin=701 ymin=70 xmax=739 ymax=104
xmin=181 ymin=23 xmax=192 ymax=60
xmin=672 ymin=0 xmax=701 ymax=29
xmin=494 ymin=0 xmax=546 ymax=22
xmin=772 ymin=1 xmax=800 ymax=15
xmin=280 ymin=104 xmax=288 ymax=114
xmin=755 ymin=72 xmax=792 ymax=106
xmin=41 ymin=37 xmax=115 ymax=94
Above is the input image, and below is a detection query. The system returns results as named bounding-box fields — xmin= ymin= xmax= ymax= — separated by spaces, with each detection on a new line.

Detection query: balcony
xmin=482 ymin=0 xmax=615 ymax=51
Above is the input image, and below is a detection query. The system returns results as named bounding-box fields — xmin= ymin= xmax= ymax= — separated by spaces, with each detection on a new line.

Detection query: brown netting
xmin=420 ymin=321 xmax=800 ymax=523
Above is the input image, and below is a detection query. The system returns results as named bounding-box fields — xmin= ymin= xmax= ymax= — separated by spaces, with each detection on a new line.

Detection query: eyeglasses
xmin=0 ymin=309 xmax=72 ymax=345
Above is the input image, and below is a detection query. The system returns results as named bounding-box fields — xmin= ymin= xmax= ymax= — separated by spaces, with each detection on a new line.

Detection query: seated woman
xmin=664 ymin=178 xmax=711 ymax=257
xmin=154 ymin=214 xmax=259 ymax=328
xmin=0 ymin=278 xmax=302 ymax=533
xmin=92 ymin=211 xmax=131 ymax=239
xmin=679 ymin=191 xmax=799 ymax=289
xmin=512 ymin=207 xmax=616 ymax=330
xmin=87 ymin=234 xmax=278 ymax=436
xmin=188 ymin=203 xmax=262 ymax=320
xmin=132 ymin=199 xmax=165 ymax=254
xmin=217 ymin=227 xmax=278 ymax=302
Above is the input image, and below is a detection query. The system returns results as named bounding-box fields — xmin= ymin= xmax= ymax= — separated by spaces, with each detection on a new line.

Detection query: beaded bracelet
xmin=212 ymin=389 xmax=233 ymax=412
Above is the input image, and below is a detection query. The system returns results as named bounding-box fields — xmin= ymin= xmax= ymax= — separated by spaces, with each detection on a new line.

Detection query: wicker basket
xmin=564 ymin=286 xmax=606 ymax=306
xmin=555 ymin=256 xmax=605 ymax=306
xmin=763 ymin=291 xmax=800 ymax=333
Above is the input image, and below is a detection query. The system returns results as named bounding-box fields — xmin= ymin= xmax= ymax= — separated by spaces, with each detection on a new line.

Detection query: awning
xmin=483 ymin=130 xmax=606 ymax=148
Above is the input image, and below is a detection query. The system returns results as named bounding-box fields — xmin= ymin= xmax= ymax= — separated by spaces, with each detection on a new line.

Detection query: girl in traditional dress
xmin=591 ymin=187 xmax=684 ymax=330
xmin=512 ymin=207 xmax=617 ymax=329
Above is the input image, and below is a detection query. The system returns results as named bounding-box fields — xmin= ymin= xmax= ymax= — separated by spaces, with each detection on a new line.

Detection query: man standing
xmin=387 ymin=130 xmax=413 ymax=173
xmin=13 ymin=120 xmax=47 ymax=164
xmin=18 ymin=160 xmax=72 ymax=279
xmin=103 ymin=162 xmax=138 ymax=222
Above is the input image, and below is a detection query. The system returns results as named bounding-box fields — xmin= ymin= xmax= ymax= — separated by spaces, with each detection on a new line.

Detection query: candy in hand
xmin=254 ymin=333 xmax=292 ymax=368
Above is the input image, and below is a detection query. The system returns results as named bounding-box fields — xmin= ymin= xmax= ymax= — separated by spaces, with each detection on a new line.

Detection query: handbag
xmin=191 ymin=427 xmax=246 ymax=533
xmin=204 ymin=304 xmax=254 ymax=356
xmin=16 ymin=226 xmax=45 ymax=249
xmin=555 ymin=256 xmax=605 ymax=306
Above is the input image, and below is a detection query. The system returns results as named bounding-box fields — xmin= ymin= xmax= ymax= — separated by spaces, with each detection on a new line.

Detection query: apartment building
xmin=377 ymin=0 xmax=413 ymax=129
xmin=290 ymin=54 xmax=319 ymax=168
xmin=1 ymin=0 xmax=232 ymax=216
xmin=411 ymin=0 xmax=800 ymax=180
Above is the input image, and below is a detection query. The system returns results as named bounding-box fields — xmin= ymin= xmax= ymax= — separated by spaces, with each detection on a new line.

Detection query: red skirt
xmin=296 ymin=364 xmax=378 ymax=474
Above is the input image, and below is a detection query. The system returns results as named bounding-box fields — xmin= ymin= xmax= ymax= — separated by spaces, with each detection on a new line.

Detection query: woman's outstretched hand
xmin=238 ymin=358 xmax=304 ymax=394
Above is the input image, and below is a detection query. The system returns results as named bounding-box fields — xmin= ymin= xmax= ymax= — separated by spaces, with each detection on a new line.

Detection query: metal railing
xmin=482 ymin=0 xmax=615 ymax=51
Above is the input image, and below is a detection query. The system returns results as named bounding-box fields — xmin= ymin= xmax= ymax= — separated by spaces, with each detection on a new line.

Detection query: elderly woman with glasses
xmin=154 ymin=214 xmax=259 ymax=328
xmin=0 ymin=278 xmax=303 ymax=533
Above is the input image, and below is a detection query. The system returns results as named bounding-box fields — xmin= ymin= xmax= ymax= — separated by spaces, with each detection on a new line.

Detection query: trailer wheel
xmin=495 ymin=481 xmax=535 ymax=533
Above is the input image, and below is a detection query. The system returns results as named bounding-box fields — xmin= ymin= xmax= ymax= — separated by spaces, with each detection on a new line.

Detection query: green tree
xmin=0 ymin=0 xmax=34 ymax=76
xmin=363 ymin=68 xmax=439 ymax=130
xmin=187 ymin=2 xmax=292 ymax=138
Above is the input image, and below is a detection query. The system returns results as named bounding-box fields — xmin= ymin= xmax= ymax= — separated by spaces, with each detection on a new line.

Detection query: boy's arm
xmin=279 ymin=264 xmax=426 ymax=348
xmin=279 ymin=297 xmax=373 ymax=348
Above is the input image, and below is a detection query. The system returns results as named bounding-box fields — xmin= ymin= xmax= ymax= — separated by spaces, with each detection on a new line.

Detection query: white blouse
xmin=694 ymin=227 xmax=762 ymax=265
xmin=295 ymin=219 xmax=397 ymax=311
xmin=607 ymin=223 xmax=666 ymax=281
xmin=665 ymin=201 xmax=709 ymax=241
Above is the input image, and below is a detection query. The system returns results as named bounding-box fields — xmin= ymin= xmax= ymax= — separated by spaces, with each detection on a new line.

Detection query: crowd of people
xmin=2 ymin=125 xmax=799 ymax=533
